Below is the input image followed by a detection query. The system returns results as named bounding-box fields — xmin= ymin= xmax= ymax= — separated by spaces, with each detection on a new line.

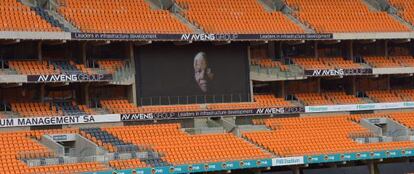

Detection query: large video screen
xmin=136 ymin=43 xmax=251 ymax=106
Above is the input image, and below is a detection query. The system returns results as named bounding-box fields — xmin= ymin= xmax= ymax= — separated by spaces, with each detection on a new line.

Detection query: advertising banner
xmin=27 ymin=74 xmax=113 ymax=82
xmin=71 ymin=33 xmax=333 ymax=41
xmin=0 ymin=114 xmax=120 ymax=128
xmin=120 ymin=107 xmax=304 ymax=121
xmin=304 ymin=68 xmax=373 ymax=77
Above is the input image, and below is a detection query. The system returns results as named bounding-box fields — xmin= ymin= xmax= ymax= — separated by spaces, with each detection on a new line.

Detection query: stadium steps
xmin=45 ymin=10 xmax=80 ymax=32
xmin=259 ymin=0 xmax=315 ymax=33
xmin=170 ymin=4 xmax=205 ymax=34
xmin=81 ymin=128 xmax=170 ymax=167
xmin=363 ymin=0 xmax=414 ymax=30
xmin=31 ymin=7 xmax=71 ymax=32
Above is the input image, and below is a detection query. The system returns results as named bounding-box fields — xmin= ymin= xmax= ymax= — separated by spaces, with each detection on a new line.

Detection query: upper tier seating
xmin=176 ymin=0 xmax=304 ymax=34
xmin=104 ymin=124 xmax=272 ymax=165
xmin=0 ymin=0 xmax=60 ymax=32
xmin=244 ymin=115 xmax=414 ymax=157
xmin=8 ymin=60 xmax=58 ymax=75
xmin=285 ymin=0 xmax=409 ymax=32
xmin=58 ymin=0 xmax=192 ymax=33
xmin=388 ymin=0 xmax=414 ymax=26
xmin=0 ymin=129 xmax=109 ymax=174
xmin=208 ymin=94 xmax=293 ymax=110
xmin=395 ymin=89 xmax=414 ymax=101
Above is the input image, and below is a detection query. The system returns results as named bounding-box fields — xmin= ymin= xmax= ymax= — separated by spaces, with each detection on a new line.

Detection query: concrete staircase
xmin=45 ymin=10 xmax=80 ymax=32
xmin=363 ymin=0 xmax=414 ymax=30
xmin=257 ymin=0 xmax=315 ymax=33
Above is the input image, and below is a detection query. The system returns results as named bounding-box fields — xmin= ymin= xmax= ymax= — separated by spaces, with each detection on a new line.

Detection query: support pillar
xmin=385 ymin=40 xmax=388 ymax=58
xmin=81 ymin=42 xmax=87 ymax=65
xmin=291 ymin=166 xmax=300 ymax=174
xmin=37 ymin=41 xmax=43 ymax=60
xmin=84 ymin=83 xmax=90 ymax=106
xmin=40 ymin=84 xmax=45 ymax=102
xmin=314 ymin=41 xmax=319 ymax=58
xmin=128 ymin=43 xmax=137 ymax=105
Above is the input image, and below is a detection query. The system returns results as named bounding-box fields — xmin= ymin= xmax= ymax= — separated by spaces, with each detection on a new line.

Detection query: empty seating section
xmin=101 ymin=99 xmax=140 ymax=114
xmin=292 ymin=58 xmax=330 ymax=70
xmin=11 ymin=102 xmax=60 ymax=117
xmin=389 ymin=0 xmax=414 ymax=25
xmin=324 ymin=91 xmax=365 ymax=104
xmin=391 ymin=56 xmax=414 ymax=67
xmin=320 ymin=57 xmax=362 ymax=69
xmin=295 ymin=93 xmax=334 ymax=106
xmin=97 ymin=60 xmax=125 ymax=74
xmin=109 ymin=159 xmax=147 ymax=170
xmin=8 ymin=60 xmax=57 ymax=75
xmin=395 ymin=89 xmax=414 ymax=101
xmin=102 ymin=96 xmax=293 ymax=114
xmin=364 ymin=56 xmax=401 ymax=68
xmin=104 ymin=124 xmax=271 ymax=165
xmin=243 ymin=115 xmax=414 ymax=157
xmin=285 ymin=0 xmax=409 ymax=32
xmin=58 ymin=0 xmax=191 ymax=33
xmin=0 ymin=0 xmax=60 ymax=32
xmin=54 ymin=101 xmax=88 ymax=116
xmin=365 ymin=90 xmax=404 ymax=102
xmin=176 ymin=0 xmax=303 ymax=34
xmin=51 ymin=60 xmax=83 ymax=74
xmin=251 ymin=59 xmax=289 ymax=71
xmin=293 ymin=57 xmax=362 ymax=70
xmin=0 ymin=129 xmax=109 ymax=174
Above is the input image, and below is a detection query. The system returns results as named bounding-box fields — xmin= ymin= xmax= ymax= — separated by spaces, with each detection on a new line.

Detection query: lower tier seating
xmin=244 ymin=115 xmax=414 ymax=157
xmin=104 ymin=124 xmax=272 ymax=165
xmin=0 ymin=129 xmax=109 ymax=174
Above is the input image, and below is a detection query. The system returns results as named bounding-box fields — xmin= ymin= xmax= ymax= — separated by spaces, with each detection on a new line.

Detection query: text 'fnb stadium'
xmin=2 ymin=0 xmax=414 ymax=174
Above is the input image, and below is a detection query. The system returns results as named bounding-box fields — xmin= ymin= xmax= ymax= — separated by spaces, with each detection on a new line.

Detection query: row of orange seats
xmin=324 ymin=91 xmax=365 ymax=104
xmin=251 ymin=59 xmax=289 ymax=71
xmin=293 ymin=57 xmax=362 ymax=70
xmin=244 ymin=114 xmax=414 ymax=157
xmin=365 ymin=90 xmax=404 ymax=103
xmin=58 ymin=0 xmax=192 ymax=33
xmin=8 ymin=60 xmax=57 ymax=75
xmin=10 ymin=102 xmax=61 ymax=117
xmin=295 ymin=93 xmax=335 ymax=106
xmin=0 ymin=0 xmax=60 ymax=32
xmin=176 ymin=0 xmax=303 ymax=34
xmin=286 ymin=0 xmax=410 ymax=33
xmin=364 ymin=56 xmax=402 ymax=68
xmin=96 ymin=60 xmax=125 ymax=74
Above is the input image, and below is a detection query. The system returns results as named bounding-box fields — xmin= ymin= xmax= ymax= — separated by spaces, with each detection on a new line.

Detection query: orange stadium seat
xmin=285 ymin=0 xmax=409 ymax=32
xmin=324 ymin=91 xmax=365 ymax=104
xmin=58 ymin=0 xmax=192 ymax=33
xmin=175 ymin=0 xmax=304 ymax=34
xmin=0 ymin=0 xmax=60 ymax=32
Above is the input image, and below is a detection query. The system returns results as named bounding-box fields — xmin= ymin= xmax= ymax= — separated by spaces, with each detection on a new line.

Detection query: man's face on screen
xmin=194 ymin=52 xmax=214 ymax=92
